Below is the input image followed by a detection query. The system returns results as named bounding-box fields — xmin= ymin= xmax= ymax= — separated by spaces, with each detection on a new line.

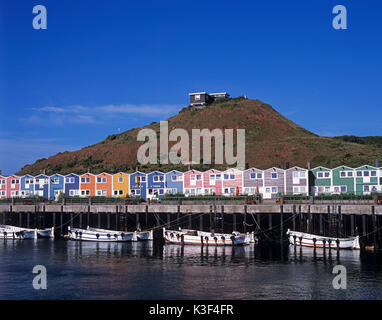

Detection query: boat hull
xmin=0 ymin=225 xmax=54 ymax=239
xmin=136 ymin=230 xmax=153 ymax=241
xmin=286 ymin=229 xmax=360 ymax=250
xmin=68 ymin=226 xmax=137 ymax=242
xmin=163 ymin=228 xmax=249 ymax=246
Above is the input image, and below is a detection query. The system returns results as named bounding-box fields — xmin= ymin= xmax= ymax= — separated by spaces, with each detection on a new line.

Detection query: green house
xmin=311 ymin=166 xmax=332 ymax=195
xmin=331 ymin=165 xmax=355 ymax=194
xmin=355 ymin=165 xmax=378 ymax=195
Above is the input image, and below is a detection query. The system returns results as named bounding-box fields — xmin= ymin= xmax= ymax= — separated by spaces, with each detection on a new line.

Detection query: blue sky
xmin=1 ymin=0 xmax=381 ymax=175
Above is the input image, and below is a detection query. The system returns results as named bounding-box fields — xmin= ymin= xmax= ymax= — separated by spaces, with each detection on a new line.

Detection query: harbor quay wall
xmin=0 ymin=203 xmax=380 ymax=215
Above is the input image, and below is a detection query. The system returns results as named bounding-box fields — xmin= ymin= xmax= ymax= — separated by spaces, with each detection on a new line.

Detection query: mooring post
xmin=167 ymin=213 xmax=171 ymax=228
xmin=268 ymin=213 xmax=272 ymax=232
xmin=298 ymin=205 xmax=302 ymax=231
xmin=188 ymin=214 xmax=192 ymax=229
xmin=107 ymin=212 xmax=110 ymax=229
xmin=177 ymin=205 xmax=180 ymax=229
xmin=292 ymin=205 xmax=296 ymax=231
xmin=338 ymin=205 xmax=342 ymax=237
xmin=156 ymin=213 xmax=160 ymax=228
xmin=125 ymin=205 xmax=128 ymax=232
xmin=52 ymin=211 xmax=56 ymax=232
xmin=27 ymin=212 xmax=30 ymax=229
xmin=136 ymin=212 xmax=139 ymax=230
xmin=280 ymin=205 xmax=284 ymax=243
xmin=97 ymin=212 xmax=101 ymax=228
xmin=243 ymin=205 xmax=247 ymax=234
xmin=79 ymin=212 xmax=82 ymax=229
xmin=233 ymin=213 xmax=237 ymax=231
xmin=87 ymin=205 xmax=90 ymax=227
xmin=19 ymin=212 xmax=22 ymax=228
xmin=328 ymin=205 xmax=331 ymax=236
xmin=319 ymin=213 xmax=323 ymax=235
xmin=60 ymin=205 xmax=63 ymax=236
xmin=115 ymin=206 xmax=119 ymax=230
xmin=372 ymin=205 xmax=377 ymax=250
xmin=209 ymin=205 xmax=213 ymax=232
xmin=350 ymin=214 xmax=355 ymax=236
xmin=43 ymin=205 xmax=46 ymax=228
xmin=199 ymin=214 xmax=203 ymax=231
xmin=221 ymin=205 xmax=225 ymax=233
xmin=307 ymin=205 xmax=311 ymax=234
xmin=70 ymin=212 xmax=73 ymax=229
xmin=145 ymin=205 xmax=148 ymax=229
xmin=362 ymin=214 xmax=367 ymax=236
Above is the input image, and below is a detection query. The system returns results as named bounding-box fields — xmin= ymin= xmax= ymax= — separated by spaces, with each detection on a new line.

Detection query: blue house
xmin=64 ymin=173 xmax=80 ymax=197
xmin=165 ymin=170 xmax=184 ymax=195
xmin=34 ymin=174 xmax=49 ymax=198
xmin=147 ymin=171 xmax=165 ymax=199
xmin=129 ymin=171 xmax=147 ymax=200
xmin=20 ymin=175 xmax=35 ymax=198
xmin=49 ymin=174 xmax=65 ymax=200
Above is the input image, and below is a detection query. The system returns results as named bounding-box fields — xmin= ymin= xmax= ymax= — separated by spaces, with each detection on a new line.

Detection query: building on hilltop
xmin=189 ymin=91 xmax=230 ymax=109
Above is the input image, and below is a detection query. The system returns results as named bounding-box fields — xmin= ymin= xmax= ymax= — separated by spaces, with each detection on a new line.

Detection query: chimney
xmin=307 ymin=161 xmax=311 ymax=170
xmin=285 ymin=161 xmax=290 ymax=169
xmin=376 ymin=159 xmax=379 ymax=168
xmin=245 ymin=163 xmax=249 ymax=170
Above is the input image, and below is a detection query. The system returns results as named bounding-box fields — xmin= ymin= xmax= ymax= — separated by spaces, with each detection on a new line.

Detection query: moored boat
xmin=0 ymin=225 xmax=54 ymax=239
xmin=163 ymin=228 xmax=250 ymax=246
xmin=68 ymin=226 xmax=137 ymax=242
xmin=136 ymin=230 xmax=153 ymax=241
xmin=286 ymin=229 xmax=360 ymax=250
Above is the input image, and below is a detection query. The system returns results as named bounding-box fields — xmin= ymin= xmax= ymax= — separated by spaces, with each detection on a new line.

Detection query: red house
xmin=183 ymin=169 xmax=203 ymax=196
xmin=221 ymin=168 xmax=243 ymax=196
xmin=6 ymin=175 xmax=21 ymax=198
xmin=202 ymin=169 xmax=222 ymax=195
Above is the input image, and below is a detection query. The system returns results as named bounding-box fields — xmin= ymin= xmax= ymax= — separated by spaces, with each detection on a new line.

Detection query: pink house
xmin=6 ymin=175 xmax=21 ymax=198
xmin=222 ymin=168 xmax=243 ymax=196
xmin=183 ymin=169 xmax=203 ymax=196
xmin=0 ymin=176 xmax=6 ymax=199
xmin=202 ymin=169 xmax=222 ymax=195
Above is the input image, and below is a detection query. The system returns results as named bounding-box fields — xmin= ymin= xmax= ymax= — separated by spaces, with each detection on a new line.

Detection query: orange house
xmin=112 ymin=172 xmax=129 ymax=197
xmin=80 ymin=173 xmax=96 ymax=197
xmin=95 ymin=173 xmax=113 ymax=197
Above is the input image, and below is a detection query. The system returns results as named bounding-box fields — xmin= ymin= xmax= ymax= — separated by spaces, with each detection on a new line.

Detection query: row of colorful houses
xmin=1 ymin=165 xmax=382 ymax=201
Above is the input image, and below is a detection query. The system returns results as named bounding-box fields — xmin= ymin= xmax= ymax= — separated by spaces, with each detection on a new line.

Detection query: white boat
xmin=286 ymin=229 xmax=360 ymax=250
xmin=0 ymin=225 xmax=54 ymax=239
xmin=68 ymin=226 xmax=138 ymax=242
xmin=136 ymin=230 xmax=153 ymax=241
xmin=163 ymin=228 xmax=251 ymax=246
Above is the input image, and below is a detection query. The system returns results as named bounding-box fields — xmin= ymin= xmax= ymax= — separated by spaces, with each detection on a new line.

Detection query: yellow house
xmin=112 ymin=172 xmax=130 ymax=197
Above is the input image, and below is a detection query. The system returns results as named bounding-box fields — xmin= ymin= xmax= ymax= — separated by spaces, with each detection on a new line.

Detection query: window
xmin=224 ymin=174 xmax=229 ymax=180
xmin=195 ymin=94 xmax=200 ymax=101
xmin=154 ymin=176 xmax=159 ymax=182
xmin=230 ymin=188 xmax=235 ymax=194
xmin=357 ymin=171 xmax=362 ymax=177
xmin=372 ymin=186 xmax=377 ymax=192
xmin=324 ymin=172 xmax=330 ymax=178
xmin=97 ymin=177 xmax=107 ymax=183
xmin=210 ymin=174 xmax=215 ymax=180
xmin=271 ymin=187 xmax=278 ymax=193
xmin=324 ymin=186 xmax=330 ymax=193
xmin=371 ymin=171 xmax=377 ymax=177
xmin=81 ymin=177 xmax=90 ymax=183
xmin=300 ymin=172 xmax=306 ymax=178
xmin=204 ymin=188 xmax=209 ymax=194
xmin=196 ymin=175 xmax=201 ymax=180
xmin=114 ymin=190 xmax=118 ymax=195
xmin=293 ymin=172 xmax=299 ymax=178
xmin=271 ymin=173 xmax=277 ymax=179
xmin=224 ymin=188 xmax=229 ymax=193
xmin=340 ymin=186 xmax=347 ymax=193
xmin=196 ymin=188 xmax=202 ymax=194
xmin=216 ymin=174 xmax=221 ymax=180
xmin=159 ymin=189 xmax=164 ymax=195
xmin=52 ymin=178 xmax=59 ymax=184
xmin=250 ymin=173 xmax=256 ymax=179
xmin=317 ymin=172 xmax=323 ymax=178
xmin=66 ymin=177 xmax=75 ymax=184
xmin=118 ymin=177 xmax=124 ymax=183
xmin=340 ymin=171 xmax=346 ymax=177
xmin=257 ymin=173 xmax=262 ymax=179
xmin=364 ymin=185 xmax=370 ymax=192
xmin=293 ymin=186 xmax=299 ymax=193
xmin=230 ymin=174 xmax=235 ymax=179
xmin=347 ymin=172 xmax=353 ymax=177
xmin=364 ymin=171 xmax=369 ymax=177
xmin=190 ymin=175 xmax=195 ymax=180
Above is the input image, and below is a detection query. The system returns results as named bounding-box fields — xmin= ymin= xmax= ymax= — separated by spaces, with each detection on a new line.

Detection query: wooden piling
xmin=292 ymin=205 xmax=296 ymax=231
xmin=372 ymin=205 xmax=377 ymax=250
xmin=221 ymin=205 xmax=225 ymax=233
xmin=243 ymin=205 xmax=247 ymax=234
xmin=280 ymin=205 xmax=284 ymax=242
xmin=350 ymin=214 xmax=355 ymax=236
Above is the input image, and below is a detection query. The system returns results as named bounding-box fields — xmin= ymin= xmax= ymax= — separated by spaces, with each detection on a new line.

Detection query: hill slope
xmin=16 ymin=98 xmax=382 ymax=175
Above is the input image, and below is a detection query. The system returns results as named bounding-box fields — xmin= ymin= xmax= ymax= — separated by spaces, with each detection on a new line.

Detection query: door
xmin=263 ymin=187 xmax=272 ymax=199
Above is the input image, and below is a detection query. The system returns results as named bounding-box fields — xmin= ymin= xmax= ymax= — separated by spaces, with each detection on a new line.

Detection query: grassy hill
xmin=16 ymin=98 xmax=382 ymax=175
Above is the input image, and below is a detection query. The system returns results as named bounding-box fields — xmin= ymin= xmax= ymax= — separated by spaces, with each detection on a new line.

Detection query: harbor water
xmin=1 ymin=239 xmax=382 ymax=299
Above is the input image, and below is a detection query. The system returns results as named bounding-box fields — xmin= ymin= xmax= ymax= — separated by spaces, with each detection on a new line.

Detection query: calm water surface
xmin=0 ymin=239 xmax=382 ymax=299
